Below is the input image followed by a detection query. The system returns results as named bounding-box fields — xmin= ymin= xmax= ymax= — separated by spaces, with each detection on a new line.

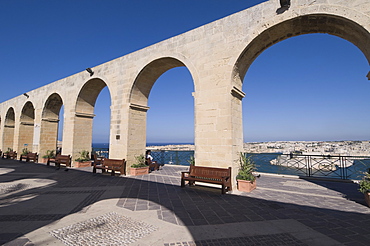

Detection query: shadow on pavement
xmin=0 ymin=159 xmax=369 ymax=245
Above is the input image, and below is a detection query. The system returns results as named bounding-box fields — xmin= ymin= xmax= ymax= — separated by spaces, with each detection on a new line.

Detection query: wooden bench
xmin=20 ymin=152 xmax=38 ymax=163
xmin=181 ymin=166 xmax=232 ymax=194
xmin=47 ymin=154 xmax=71 ymax=168
xmin=92 ymin=154 xmax=104 ymax=166
xmin=93 ymin=158 xmax=126 ymax=176
xmin=145 ymin=158 xmax=160 ymax=171
xmin=2 ymin=151 xmax=17 ymax=160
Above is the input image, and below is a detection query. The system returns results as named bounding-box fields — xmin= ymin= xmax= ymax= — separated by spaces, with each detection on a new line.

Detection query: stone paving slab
xmin=0 ymin=159 xmax=369 ymax=245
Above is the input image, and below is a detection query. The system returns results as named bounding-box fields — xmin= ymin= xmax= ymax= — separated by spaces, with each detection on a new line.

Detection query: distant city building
xmin=244 ymin=140 xmax=370 ymax=156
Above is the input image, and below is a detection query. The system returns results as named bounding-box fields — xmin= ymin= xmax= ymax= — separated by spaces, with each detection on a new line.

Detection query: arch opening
xmin=92 ymin=86 xmax=111 ymax=152
xmin=74 ymin=78 xmax=110 ymax=159
xmin=242 ymin=33 xmax=369 ymax=145
xmin=130 ymin=58 xmax=186 ymax=107
xmin=147 ymin=67 xmax=195 ymax=144
xmin=128 ymin=57 xmax=195 ymax=163
xmin=3 ymin=107 xmax=15 ymax=151
xmin=236 ymin=14 xmax=370 ymax=187
xmin=40 ymin=93 xmax=63 ymax=158
xmin=234 ymin=14 xmax=370 ymax=85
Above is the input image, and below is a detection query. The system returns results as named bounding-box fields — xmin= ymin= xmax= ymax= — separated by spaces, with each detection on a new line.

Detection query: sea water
xmin=91 ymin=143 xmax=370 ymax=179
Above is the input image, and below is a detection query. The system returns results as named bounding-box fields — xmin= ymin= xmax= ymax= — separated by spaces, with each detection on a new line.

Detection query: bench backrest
xmin=8 ymin=151 xmax=17 ymax=158
xmin=93 ymin=154 xmax=104 ymax=164
xmin=189 ymin=166 xmax=231 ymax=179
xmin=55 ymin=155 xmax=71 ymax=164
xmin=102 ymin=158 xmax=125 ymax=167
xmin=27 ymin=152 xmax=38 ymax=158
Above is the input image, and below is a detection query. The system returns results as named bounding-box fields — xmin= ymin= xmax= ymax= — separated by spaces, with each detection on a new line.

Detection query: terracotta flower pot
xmin=130 ymin=166 xmax=149 ymax=176
xmin=74 ymin=160 xmax=92 ymax=168
xmin=237 ymin=179 xmax=256 ymax=192
xmin=365 ymin=192 xmax=370 ymax=207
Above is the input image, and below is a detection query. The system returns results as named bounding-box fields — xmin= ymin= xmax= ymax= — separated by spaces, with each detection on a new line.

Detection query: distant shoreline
xmin=91 ymin=140 xmax=370 ymax=155
xmin=146 ymin=144 xmax=195 ymax=151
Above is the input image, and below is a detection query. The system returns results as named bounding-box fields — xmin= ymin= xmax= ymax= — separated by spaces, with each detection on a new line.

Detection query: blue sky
xmin=0 ymin=0 xmax=369 ymax=144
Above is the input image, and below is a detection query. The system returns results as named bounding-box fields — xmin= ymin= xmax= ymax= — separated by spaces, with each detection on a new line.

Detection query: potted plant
xmin=2 ymin=148 xmax=12 ymax=158
xmin=74 ymin=150 xmax=92 ymax=168
xmin=41 ymin=150 xmax=55 ymax=164
xmin=130 ymin=154 xmax=149 ymax=176
xmin=20 ymin=148 xmax=30 ymax=162
xmin=21 ymin=148 xmax=30 ymax=156
xmin=359 ymin=170 xmax=370 ymax=207
xmin=236 ymin=152 xmax=257 ymax=192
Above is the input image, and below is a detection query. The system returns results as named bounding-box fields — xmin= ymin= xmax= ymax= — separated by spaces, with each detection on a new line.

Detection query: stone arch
xmin=127 ymin=57 xmax=193 ymax=164
xmin=3 ymin=107 xmax=15 ymax=151
xmin=233 ymin=14 xmax=370 ymax=85
xmin=224 ymin=12 xmax=370 ymax=185
xmin=73 ymin=78 xmax=110 ymax=159
xmin=18 ymin=101 xmax=35 ymax=153
xmin=39 ymin=93 xmax=63 ymax=158
xmin=130 ymin=57 xmax=187 ymax=106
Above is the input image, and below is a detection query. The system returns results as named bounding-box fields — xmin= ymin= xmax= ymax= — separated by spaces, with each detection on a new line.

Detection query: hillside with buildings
xmin=243 ymin=141 xmax=370 ymax=156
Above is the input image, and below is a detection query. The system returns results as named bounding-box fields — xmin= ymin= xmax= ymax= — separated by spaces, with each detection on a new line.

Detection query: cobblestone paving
xmin=50 ymin=212 xmax=157 ymax=245
xmin=0 ymin=183 xmax=30 ymax=194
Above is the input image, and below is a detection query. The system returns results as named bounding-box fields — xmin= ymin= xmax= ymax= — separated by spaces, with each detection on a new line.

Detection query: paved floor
xmin=0 ymin=159 xmax=369 ymax=245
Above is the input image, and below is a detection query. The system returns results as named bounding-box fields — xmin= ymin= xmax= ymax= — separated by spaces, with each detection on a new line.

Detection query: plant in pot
xmin=41 ymin=150 xmax=55 ymax=164
xmin=236 ymin=152 xmax=257 ymax=192
xmin=74 ymin=150 xmax=92 ymax=168
xmin=359 ymin=169 xmax=370 ymax=207
xmin=130 ymin=154 xmax=149 ymax=176
xmin=3 ymin=148 xmax=13 ymax=159
xmin=21 ymin=148 xmax=30 ymax=156
xmin=20 ymin=148 xmax=30 ymax=162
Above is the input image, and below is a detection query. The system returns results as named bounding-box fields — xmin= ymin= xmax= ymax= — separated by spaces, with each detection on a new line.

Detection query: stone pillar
xmin=3 ymin=125 xmax=15 ymax=151
xmin=230 ymin=86 xmax=246 ymax=190
xmin=124 ymin=103 xmax=149 ymax=171
xmin=71 ymin=112 xmax=94 ymax=165
xmin=109 ymin=103 xmax=128 ymax=160
xmin=39 ymin=118 xmax=59 ymax=158
xmin=18 ymin=122 xmax=34 ymax=153
xmin=193 ymin=78 xmax=245 ymax=191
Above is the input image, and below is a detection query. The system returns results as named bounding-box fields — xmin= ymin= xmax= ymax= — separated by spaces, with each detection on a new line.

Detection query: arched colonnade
xmin=0 ymin=0 xmax=369 ymax=189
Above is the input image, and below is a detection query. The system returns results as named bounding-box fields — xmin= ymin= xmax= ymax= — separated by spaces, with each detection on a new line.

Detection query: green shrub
xmin=5 ymin=148 xmax=13 ymax=154
xmin=21 ymin=148 xmax=30 ymax=155
xmin=75 ymin=150 xmax=90 ymax=162
xmin=131 ymin=154 xmax=147 ymax=168
xmin=236 ymin=152 xmax=256 ymax=181
xmin=187 ymin=155 xmax=195 ymax=166
xmin=42 ymin=150 xmax=55 ymax=159
xmin=359 ymin=171 xmax=370 ymax=194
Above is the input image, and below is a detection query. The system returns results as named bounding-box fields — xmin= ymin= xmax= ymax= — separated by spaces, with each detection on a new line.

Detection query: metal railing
xmin=247 ymin=153 xmax=370 ymax=180
xmin=149 ymin=150 xmax=194 ymax=166
xmin=91 ymin=148 xmax=370 ymax=180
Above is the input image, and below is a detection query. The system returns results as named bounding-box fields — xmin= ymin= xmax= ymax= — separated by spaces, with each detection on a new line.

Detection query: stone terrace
xmin=0 ymin=158 xmax=369 ymax=245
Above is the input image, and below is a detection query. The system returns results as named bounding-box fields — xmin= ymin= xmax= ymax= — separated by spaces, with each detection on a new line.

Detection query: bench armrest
xmin=181 ymin=171 xmax=190 ymax=178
